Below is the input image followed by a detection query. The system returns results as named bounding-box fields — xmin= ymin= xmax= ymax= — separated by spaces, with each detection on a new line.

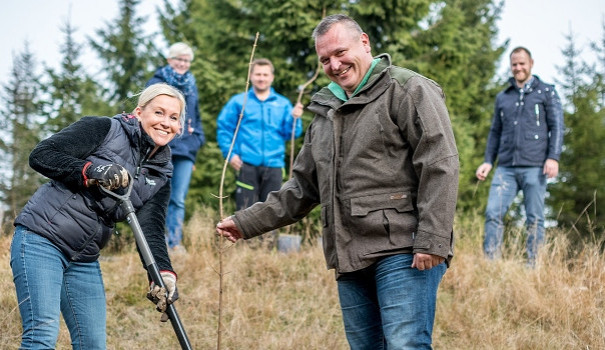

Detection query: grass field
xmin=1 ymin=209 xmax=604 ymax=349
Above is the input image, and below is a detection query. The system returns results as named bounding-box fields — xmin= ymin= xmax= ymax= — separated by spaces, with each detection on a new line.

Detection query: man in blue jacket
xmin=476 ymin=46 xmax=564 ymax=264
xmin=217 ymin=58 xmax=303 ymax=212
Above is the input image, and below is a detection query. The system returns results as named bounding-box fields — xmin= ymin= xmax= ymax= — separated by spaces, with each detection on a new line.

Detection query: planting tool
xmin=99 ymin=177 xmax=193 ymax=350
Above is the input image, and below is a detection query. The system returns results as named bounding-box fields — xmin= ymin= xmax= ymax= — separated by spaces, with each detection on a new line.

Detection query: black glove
xmin=85 ymin=163 xmax=129 ymax=190
xmin=147 ymin=271 xmax=178 ymax=322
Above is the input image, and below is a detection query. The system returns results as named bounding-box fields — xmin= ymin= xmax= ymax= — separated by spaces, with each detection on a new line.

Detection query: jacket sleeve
xmin=484 ymin=94 xmax=503 ymax=165
xmin=233 ymin=125 xmax=320 ymax=238
xmin=192 ymin=93 xmax=206 ymax=147
xmin=136 ymin=181 xmax=174 ymax=274
xmin=216 ymin=97 xmax=241 ymax=159
xmin=29 ymin=116 xmax=112 ymax=191
xmin=280 ymin=101 xmax=303 ymax=141
xmin=397 ymin=77 xmax=459 ymax=259
xmin=545 ymin=85 xmax=564 ymax=161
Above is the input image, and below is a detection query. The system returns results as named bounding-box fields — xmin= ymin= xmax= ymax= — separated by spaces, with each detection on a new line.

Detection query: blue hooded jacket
xmin=217 ymin=88 xmax=303 ymax=168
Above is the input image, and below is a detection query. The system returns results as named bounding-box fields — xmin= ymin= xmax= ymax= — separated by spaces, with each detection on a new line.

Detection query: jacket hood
xmin=505 ymin=74 xmax=545 ymax=92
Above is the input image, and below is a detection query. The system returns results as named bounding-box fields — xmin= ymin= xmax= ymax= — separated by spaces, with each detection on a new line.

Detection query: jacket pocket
xmin=350 ymin=192 xmax=413 ymax=216
xmin=522 ymin=130 xmax=548 ymax=162
xmin=348 ymin=192 xmax=417 ymax=252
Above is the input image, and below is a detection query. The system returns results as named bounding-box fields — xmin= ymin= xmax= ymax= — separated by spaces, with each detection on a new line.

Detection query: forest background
xmin=1 ymin=0 xmax=605 ymax=348
xmin=2 ymin=0 xmax=604 ymax=242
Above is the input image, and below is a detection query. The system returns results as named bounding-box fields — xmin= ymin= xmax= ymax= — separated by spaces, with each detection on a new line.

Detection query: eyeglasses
xmin=170 ymin=57 xmax=191 ymax=64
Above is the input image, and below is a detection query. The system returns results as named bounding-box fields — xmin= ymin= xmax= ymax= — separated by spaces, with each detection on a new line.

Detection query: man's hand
xmin=229 ymin=154 xmax=243 ymax=172
xmin=147 ymin=271 xmax=178 ymax=322
xmin=411 ymin=253 xmax=445 ymax=270
xmin=85 ymin=163 xmax=129 ymax=190
xmin=475 ymin=163 xmax=493 ymax=181
xmin=216 ymin=216 xmax=243 ymax=243
xmin=292 ymin=102 xmax=304 ymax=118
xmin=543 ymin=159 xmax=559 ymax=178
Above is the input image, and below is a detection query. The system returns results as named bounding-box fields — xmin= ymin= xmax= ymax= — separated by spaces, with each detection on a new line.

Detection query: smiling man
xmin=476 ymin=47 xmax=564 ymax=264
xmin=217 ymin=14 xmax=459 ymax=349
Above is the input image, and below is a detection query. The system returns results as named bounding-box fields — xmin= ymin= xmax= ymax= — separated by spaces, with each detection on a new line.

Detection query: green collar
xmin=328 ymin=58 xmax=381 ymax=101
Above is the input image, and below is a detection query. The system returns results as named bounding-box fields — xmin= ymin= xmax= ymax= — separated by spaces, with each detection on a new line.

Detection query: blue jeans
xmin=166 ymin=157 xmax=194 ymax=248
xmin=10 ymin=225 xmax=106 ymax=349
xmin=483 ymin=166 xmax=547 ymax=261
xmin=337 ymin=254 xmax=446 ymax=350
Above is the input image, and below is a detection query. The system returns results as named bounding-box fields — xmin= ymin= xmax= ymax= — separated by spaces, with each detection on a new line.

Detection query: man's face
xmin=510 ymin=50 xmax=534 ymax=86
xmin=315 ymin=23 xmax=373 ymax=96
xmin=250 ymin=64 xmax=274 ymax=93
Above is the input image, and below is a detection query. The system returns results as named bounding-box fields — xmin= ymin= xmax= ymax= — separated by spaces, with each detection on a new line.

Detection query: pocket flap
xmin=350 ymin=192 xmax=413 ymax=216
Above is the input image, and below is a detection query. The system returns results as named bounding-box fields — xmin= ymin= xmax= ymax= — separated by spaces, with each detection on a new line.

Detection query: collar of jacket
xmin=505 ymin=74 xmax=542 ymax=93
xmin=328 ymin=57 xmax=381 ymax=101
xmin=248 ymin=86 xmax=278 ymax=102
xmin=308 ymin=53 xmax=392 ymax=117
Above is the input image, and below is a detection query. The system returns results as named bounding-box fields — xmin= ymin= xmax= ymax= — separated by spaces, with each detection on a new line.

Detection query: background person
xmin=476 ymin=46 xmax=564 ymax=264
xmin=147 ymin=42 xmax=205 ymax=254
xmin=10 ymin=83 xmax=183 ymax=348
xmin=217 ymin=58 xmax=303 ymax=211
xmin=217 ymin=14 xmax=458 ymax=349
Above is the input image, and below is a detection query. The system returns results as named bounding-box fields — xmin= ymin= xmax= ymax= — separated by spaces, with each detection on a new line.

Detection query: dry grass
xmin=1 ymin=210 xmax=604 ymax=349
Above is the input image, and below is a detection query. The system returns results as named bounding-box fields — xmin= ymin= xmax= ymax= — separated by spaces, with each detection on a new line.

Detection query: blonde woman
xmin=11 ymin=83 xmax=184 ymax=348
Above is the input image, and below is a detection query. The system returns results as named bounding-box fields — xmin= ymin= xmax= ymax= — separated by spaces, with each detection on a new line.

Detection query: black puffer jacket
xmin=15 ymin=114 xmax=174 ymax=272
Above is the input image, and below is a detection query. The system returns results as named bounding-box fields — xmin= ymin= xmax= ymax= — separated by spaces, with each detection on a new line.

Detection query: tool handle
xmin=99 ymin=176 xmax=193 ymax=349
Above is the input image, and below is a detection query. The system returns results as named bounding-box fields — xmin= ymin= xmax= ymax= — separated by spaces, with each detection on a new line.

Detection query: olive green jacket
xmin=233 ymin=54 xmax=459 ymax=274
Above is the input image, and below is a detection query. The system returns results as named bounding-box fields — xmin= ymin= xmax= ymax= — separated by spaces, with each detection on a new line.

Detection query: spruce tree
xmin=41 ymin=19 xmax=111 ymax=135
xmin=0 ymin=43 xmax=44 ymax=233
xmin=89 ymin=0 xmax=156 ymax=111
xmin=548 ymin=28 xmax=605 ymax=238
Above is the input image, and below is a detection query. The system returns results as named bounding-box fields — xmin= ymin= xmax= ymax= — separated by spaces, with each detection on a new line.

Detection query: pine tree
xmin=89 ymin=0 xmax=156 ymax=111
xmin=0 ymin=43 xmax=44 ymax=233
xmin=548 ymin=28 xmax=605 ymax=238
xmin=41 ymin=18 xmax=111 ymax=135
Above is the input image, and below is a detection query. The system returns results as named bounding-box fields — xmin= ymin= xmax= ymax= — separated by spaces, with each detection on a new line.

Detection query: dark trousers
xmin=235 ymin=163 xmax=283 ymax=210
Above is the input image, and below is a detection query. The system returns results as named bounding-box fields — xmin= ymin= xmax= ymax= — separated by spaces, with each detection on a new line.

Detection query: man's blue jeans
xmin=483 ymin=166 xmax=547 ymax=261
xmin=166 ymin=157 xmax=194 ymax=248
xmin=10 ymin=225 xmax=106 ymax=349
xmin=337 ymin=254 xmax=446 ymax=350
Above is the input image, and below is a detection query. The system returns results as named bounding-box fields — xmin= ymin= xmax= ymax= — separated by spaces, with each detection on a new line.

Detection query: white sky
xmin=0 ymin=0 xmax=604 ymax=90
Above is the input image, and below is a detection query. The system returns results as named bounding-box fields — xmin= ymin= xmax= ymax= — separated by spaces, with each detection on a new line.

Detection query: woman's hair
xmin=136 ymin=83 xmax=186 ymax=134
xmin=168 ymin=42 xmax=194 ymax=61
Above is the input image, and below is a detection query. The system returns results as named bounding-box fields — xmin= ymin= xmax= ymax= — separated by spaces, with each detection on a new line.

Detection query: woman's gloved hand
xmin=84 ymin=162 xmax=129 ymax=190
xmin=147 ymin=271 xmax=178 ymax=322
